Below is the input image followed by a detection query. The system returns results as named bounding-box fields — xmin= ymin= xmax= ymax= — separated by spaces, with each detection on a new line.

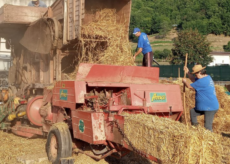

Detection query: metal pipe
xmin=63 ymin=0 xmax=68 ymax=44
xmin=74 ymin=149 xmax=117 ymax=160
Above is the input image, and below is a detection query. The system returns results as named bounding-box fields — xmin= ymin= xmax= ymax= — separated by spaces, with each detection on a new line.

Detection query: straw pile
xmin=124 ymin=113 xmax=230 ymax=164
xmin=67 ymin=9 xmax=134 ymax=79
xmin=0 ymin=131 xmax=47 ymax=164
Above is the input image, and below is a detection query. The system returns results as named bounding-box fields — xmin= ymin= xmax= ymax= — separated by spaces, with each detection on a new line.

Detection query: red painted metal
xmin=84 ymin=64 xmax=159 ymax=84
xmin=74 ymin=81 xmax=86 ymax=103
xmin=52 ymin=81 xmax=76 ymax=110
xmin=26 ymin=96 xmax=44 ymax=126
xmin=71 ymin=110 xmax=106 ymax=144
xmin=11 ymin=121 xmax=43 ymax=138
xmin=76 ymin=63 xmax=94 ymax=81
xmin=19 ymin=99 xmax=27 ymax=104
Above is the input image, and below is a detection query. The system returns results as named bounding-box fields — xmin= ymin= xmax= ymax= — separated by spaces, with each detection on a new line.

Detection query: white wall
xmin=0 ymin=38 xmax=10 ymax=71
xmin=0 ymin=60 xmax=10 ymax=70
xmin=0 ymin=0 xmax=56 ymax=8
xmin=0 ymin=38 xmax=10 ymax=54
xmin=209 ymin=55 xmax=230 ymax=66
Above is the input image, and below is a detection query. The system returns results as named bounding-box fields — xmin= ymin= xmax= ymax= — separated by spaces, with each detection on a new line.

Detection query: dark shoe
xmin=192 ymin=123 xmax=199 ymax=127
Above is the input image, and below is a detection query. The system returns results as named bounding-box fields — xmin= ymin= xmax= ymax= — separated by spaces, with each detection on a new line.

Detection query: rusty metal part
xmin=50 ymin=134 xmax=58 ymax=159
xmin=74 ymin=148 xmax=117 ymax=161
xmin=114 ymin=119 xmax=162 ymax=164
xmin=11 ymin=121 xmax=43 ymax=138
xmin=90 ymin=144 xmax=109 ymax=155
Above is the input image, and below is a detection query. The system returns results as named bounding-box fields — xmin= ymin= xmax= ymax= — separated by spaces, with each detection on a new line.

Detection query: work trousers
xmin=142 ymin=51 xmax=153 ymax=67
xmin=190 ymin=108 xmax=218 ymax=132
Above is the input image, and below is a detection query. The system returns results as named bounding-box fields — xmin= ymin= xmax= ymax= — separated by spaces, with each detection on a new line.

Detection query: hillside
xmin=130 ymin=0 xmax=230 ymax=37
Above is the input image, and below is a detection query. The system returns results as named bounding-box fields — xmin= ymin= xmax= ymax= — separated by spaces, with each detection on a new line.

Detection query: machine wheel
xmin=46 ymin=122 xmax=72 ymax=164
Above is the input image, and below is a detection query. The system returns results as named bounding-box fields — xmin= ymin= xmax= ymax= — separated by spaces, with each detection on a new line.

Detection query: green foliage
xmin=154 ymin=49 xmax=171 ymax=59
xmin=223 ymin=41 xmax=230 ymax=52
xmin=171 ymin=29 xmax=212 ymax=65
xmin=130 ymin=0 xmax=230 ymax=36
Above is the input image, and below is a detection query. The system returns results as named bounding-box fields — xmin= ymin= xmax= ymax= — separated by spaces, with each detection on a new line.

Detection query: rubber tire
xmin=46 ymin=123 xmax=72 ymax=164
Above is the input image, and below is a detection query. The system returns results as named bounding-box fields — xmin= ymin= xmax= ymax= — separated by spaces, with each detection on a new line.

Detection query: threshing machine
xmin=0 ymin=0 xmax=184 ymax=163
xmin=1 ymin=63 xmax=183 ymax=164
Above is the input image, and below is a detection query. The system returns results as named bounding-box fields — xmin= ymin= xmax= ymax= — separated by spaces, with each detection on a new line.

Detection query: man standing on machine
xmin=133 ymin=28 xmax=153 ymax=67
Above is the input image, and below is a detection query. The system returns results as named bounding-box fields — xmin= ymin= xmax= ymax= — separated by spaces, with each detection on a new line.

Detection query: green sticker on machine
xmin=79 ymin=120 xmax=85 ymax=133
xmin=150 ymin=92 xmax=167 ymax=103
xmin=60 ymin=89 xmax=68 ymax=100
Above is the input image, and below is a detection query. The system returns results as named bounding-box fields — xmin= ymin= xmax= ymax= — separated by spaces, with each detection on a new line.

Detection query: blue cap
xmin=133 ymin=28 xmax=140 ymax=34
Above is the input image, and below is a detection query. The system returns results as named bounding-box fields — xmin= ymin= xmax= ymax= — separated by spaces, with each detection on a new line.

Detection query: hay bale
xmin=124 ymin=114 xmax=230 ymax=164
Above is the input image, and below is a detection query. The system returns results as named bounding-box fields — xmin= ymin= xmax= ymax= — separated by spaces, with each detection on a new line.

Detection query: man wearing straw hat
xmin=182 ymin=64 xmax=219 ymax=132
xmin=28 ymin=0 xmax=47 ymax=7
xmin=133 ymin=28 xmax=153 ymax=67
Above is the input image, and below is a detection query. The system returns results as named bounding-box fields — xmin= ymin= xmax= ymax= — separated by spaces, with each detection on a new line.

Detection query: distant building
xmin=0 ymin=38 xmax=10 ymax=71
xmin=208 ymin=52 xmax=230 ymax=66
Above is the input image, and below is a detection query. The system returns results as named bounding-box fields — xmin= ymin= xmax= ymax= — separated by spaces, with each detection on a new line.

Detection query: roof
xmin=210 ymin=52 xmax=230 ymax=56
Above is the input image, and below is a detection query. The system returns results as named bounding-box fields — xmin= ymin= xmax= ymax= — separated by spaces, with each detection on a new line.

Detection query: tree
xmin=223 ymin=41 xmax=230 ymax=52
xmin=159 ymin=17 xmax=171 ymax=37
xmin=153 ymin=49 xmax=171 ymax=59
xmin=171 ymin=29 xmax=212 ymax=66
xmin=130 ymin=0 xmax=230 ymax=37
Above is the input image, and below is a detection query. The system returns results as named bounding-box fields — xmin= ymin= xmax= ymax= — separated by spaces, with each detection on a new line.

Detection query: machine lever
xmin=169 ymin=106 xmax=172 ymax=117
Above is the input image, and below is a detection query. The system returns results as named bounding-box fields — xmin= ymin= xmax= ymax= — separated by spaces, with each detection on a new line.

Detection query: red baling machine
xmin=8 ymin=64 xmax=183 ymax=164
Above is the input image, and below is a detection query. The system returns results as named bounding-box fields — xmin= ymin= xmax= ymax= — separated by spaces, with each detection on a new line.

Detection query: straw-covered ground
xmin=0 ymin=131 xmax=149 ymax=164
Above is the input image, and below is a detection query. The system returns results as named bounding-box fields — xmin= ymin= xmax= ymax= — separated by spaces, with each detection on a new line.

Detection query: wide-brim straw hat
xmin=191 ymin=64 xmax=206 ymax=74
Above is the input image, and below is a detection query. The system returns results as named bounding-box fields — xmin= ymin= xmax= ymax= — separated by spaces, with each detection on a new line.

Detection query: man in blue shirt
xmin=133 ymin=28 xmax=153 ymax=67
xmin=28 ymin=0 xmax=47 ymax=7
xmin=182 ymin=64 xmax=219 ymax=132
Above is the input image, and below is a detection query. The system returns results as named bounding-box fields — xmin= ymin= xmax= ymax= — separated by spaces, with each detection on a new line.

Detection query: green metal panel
xmin=153 ymin=65 xmax=230 ymax=81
